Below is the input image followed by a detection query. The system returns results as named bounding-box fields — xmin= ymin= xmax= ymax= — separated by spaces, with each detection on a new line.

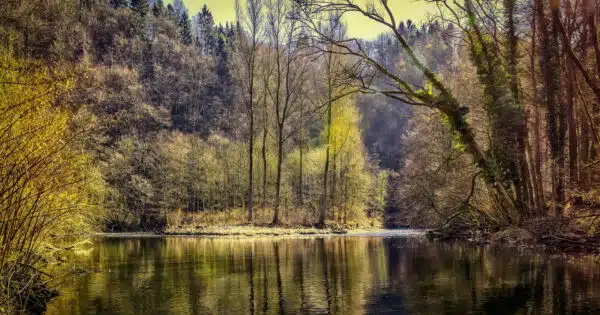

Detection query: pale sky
xmin=172 ymin=0 xmax=434 ymax=39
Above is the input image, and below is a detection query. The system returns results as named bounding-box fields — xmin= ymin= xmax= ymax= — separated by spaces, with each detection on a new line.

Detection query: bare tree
xmin=265 ymin=0 xmax=310 ymax=224
xmin=234 ymin=0 xmax=264 ymax=222
xmin=317 ymin=12 xmax=346 ymax=227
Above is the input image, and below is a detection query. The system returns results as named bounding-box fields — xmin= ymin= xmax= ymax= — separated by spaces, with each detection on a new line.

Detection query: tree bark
xmin=330 ymin=156 xmax=337 ymax=222
xmin=248 ymin=104 xmax=254 ymax=222
xmin=566 ymin=62 xmax=578 ymax=185
xmin=580 ymin=105 xmax=591 ymax=189
xmin=530 ymin=4 xmax=546 ymax=214
xmin=550 ymin=0 xmax=566 ymax=216
xmin=319 ymin=50 xmax=334 ymax=228
xmin=584 ymin=0 xmax=600 ymax=75
xmin=505 ymin=0 xmax=531 ymax=216
xmin=299 ymin=135 xmax=304 ymax=210
xmin=273 ymin=127 xmax=283 ymax=225
xmin=262 ymin=103 xmax=268 ymax=209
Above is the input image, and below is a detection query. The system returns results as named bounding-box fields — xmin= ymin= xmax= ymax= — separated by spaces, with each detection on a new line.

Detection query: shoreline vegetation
xmin=164 ymin=225 xmax=348 ymax=236
xmin=158 ymin=207 xmax=384 ymax=236
xmin=160 ymin=207 xmax=383 ymax=234
xmin=428 ymin=218 xmax=600 ymax=255
xmin=92 ymin=225 xmax=600 ymax=255
xmin=94 ymin=227 xmax=422 ymax=237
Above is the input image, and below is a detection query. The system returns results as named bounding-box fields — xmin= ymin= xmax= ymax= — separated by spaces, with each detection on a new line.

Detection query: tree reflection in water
xmin=46 ymin=236 xmax=600 ymax=315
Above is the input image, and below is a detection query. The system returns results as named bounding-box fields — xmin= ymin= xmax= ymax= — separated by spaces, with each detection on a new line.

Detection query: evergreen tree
xmin=197 ymin=5 xmax=215 ymax=55
xmin=172 ymin=0 xmax=186 ymax=17
xmin=131 ymin=0 xmax=150 ymax=17
xmin=166 ymin=4 xmax=175 ymax=18
xmin=179 ymin=10 xmax=192 ymax=45
xmin=152 ymin=0 xmax=164 ymax=17
xmin=109 ymin=0 xmax=128 ymax=8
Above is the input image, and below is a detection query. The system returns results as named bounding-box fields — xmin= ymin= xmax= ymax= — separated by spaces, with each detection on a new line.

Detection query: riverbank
xmin=427 ymin=217 xmax=600 ymax=254
xmin=157 ymin=208 xmax=386 ymax=237
xmin=93 ymin=227 xmax=426 ymax=238
xmin=164 ymin=225 xmax=345 ymax=236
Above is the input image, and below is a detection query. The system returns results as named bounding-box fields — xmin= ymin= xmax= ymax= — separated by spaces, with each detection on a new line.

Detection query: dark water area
xmin=46 ymin=234 xmax=600 ymax=315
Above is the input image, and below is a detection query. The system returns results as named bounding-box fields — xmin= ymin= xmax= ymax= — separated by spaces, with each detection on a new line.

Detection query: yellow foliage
xmin=0 ymin=47 xmax=102 ymax=283
xmin=323 ymin=94 xmax=376 ymax=226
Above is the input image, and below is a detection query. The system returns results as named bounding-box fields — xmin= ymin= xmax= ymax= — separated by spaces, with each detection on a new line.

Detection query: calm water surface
xmin=46 ymin=233 xmax=600 ymax=315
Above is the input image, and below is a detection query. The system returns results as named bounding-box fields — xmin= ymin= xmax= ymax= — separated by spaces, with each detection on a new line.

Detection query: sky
xmin=171 ymin=0 xmax=434 ymax=40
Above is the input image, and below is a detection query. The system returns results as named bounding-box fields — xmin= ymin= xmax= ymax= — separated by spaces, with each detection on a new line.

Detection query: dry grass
xmin=166 ymin=208 xmax=310 ymax=227
xmin=163 ymin=225 xmax=337 ymax=236
xmin=164 ymin=208 xmax=381 ymax=236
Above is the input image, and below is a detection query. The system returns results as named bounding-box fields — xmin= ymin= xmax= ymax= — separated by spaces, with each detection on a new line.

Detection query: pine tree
xmin=172 ymin=0 xmax=186 ymax=17
xmin=179 ymin=10 xmax=192 ymax=45
xmin=166 ymin=4 xmax=175 ymax=18
xmin=131 ymin=0 xmax=150 ymax=17
xmin=197 ymin=5 xmax=215 ymax=54
xmin=109 ymin=0 xmax=128 ymax=9
xmin=152 ymin=0 xmax=164 ymax=17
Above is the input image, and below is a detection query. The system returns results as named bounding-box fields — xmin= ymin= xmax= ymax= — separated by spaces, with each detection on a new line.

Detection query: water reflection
xmin=46 ymin=236 xmax=600 ymax=315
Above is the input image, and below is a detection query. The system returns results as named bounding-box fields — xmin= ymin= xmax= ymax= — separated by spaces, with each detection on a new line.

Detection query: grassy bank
xmin=163 ymin=225 xmax=347 ymax=236
xmin=163 ymin=207 xmax=382 ymax=236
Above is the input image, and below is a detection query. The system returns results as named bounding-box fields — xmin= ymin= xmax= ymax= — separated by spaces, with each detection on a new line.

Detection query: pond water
xmin=45 ymin=233 xmax=600 ymax=315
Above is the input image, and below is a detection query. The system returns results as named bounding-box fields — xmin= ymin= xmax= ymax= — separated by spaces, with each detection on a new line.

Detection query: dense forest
xmin=2 ymin=0 xmax=600 ymax=312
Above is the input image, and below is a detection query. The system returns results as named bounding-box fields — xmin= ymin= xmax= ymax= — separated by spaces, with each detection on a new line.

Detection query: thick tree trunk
xmin=506 ymin=0 xmax=530 ymax=216
xmin=587 ymin=4 xmax=600 ymax=183
xmin=584 ymin=0 xmax=600 ymax=75
xmin=563 ymin=0 xmax=579 ymax=187
xmin=530 ymin=6 xmax=546 ymax=215
xmin=575 ymin=4 xmax=593 ymax=190
xmin=566 ymin=63 xmax=578 ymax=185
xmin=580 ymin=107 xmax=591 ymax=189
xmin=551 ymin=0 xmax=566 ymax=216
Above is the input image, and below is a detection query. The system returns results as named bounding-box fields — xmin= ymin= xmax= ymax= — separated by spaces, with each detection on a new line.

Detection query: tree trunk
xmin=587 ymin=4 xmax=600 ymax=183
xmin=319 ymin=52 xmax=334 ymax=228
xmin=330 ymin=156 xmax=337 ymax=221
xmin=575 ymin=5 xmax=593 ymax=190
xmin=248 ymin=109 xmax=254 ymax=222
xmin=566 ymin=63 xmax=578 ymax=185
xmin=320 ymin=145 xmax=330 ymax=227
xmin=262 ymin=108 xmax=267 ymax=209
xmin=530 ymin=5 xmax=546 ymax=215
xmin=584 ymin=0 xmax=600 ymax=75
xmin=523 ymin=113 xmax=537 ymax=212
xmin=580 ymin=107 xmax=591 ymax=189
xmin=298 ymin=104 xmax=305 ymax=212
xmin=550 ymin=0 xmax=566 ymax=216
xmin=299 ymin=139 xmax=304 ymax=210
xmin=272 ymin=127 xmax=283 ymax=225
xmin=506 ymin=0 xmax=530 ymax=216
